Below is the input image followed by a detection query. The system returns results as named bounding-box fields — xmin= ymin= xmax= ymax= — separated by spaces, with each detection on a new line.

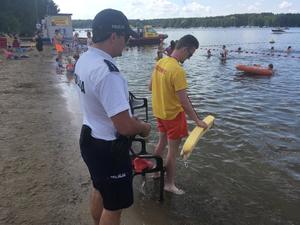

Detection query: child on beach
xmin=55 ymin=57 xmax=64 ymax=74
xmin=66 ymin=57 xmax=74 ymax=73
xmin=66 ymin=57 xmax=75 ymax=81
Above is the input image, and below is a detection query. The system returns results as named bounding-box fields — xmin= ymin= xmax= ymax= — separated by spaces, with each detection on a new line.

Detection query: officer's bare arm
xmin=111 ymin=110 xmax=151 ymax=137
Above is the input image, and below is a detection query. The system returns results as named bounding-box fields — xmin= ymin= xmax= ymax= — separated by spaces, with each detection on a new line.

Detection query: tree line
xmin=1 ymin=3 xmax=299 ymax=36
xmin=73 ymin=13 xmax=300 ymax=29
xmin=0 ymin=0 xmax=59 ymax=36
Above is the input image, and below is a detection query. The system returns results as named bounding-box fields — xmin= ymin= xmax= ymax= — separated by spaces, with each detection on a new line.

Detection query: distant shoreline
xmin=72 ymin=12 xmax=300 ymax=29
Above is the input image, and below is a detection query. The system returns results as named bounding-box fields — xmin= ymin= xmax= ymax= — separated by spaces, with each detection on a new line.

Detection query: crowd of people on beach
xmin=49 ymin=28 xmax=93 ymax=77
xmin=0 ymin=33 xmax=32 ymax=60
xmin=0 ymin=26 xmax=94 ymax=76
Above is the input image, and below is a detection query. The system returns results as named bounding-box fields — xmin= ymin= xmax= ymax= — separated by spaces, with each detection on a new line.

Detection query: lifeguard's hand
xmin=139 ymin=122 xmax=151 ymax=137
xmin=196 ymin=120 xmax=208 ymax=129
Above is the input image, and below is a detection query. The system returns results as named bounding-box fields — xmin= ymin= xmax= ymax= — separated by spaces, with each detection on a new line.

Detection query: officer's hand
xmin=140 ymin=122 xmax=151 ymax=137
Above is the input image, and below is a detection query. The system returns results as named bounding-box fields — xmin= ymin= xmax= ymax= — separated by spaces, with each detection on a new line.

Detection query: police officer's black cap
xmin=92 ymin=9 xmax=138 ymax=43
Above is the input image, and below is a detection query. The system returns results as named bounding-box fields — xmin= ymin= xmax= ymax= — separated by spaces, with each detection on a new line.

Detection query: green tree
xmin=0 ymin=0 xmax=59 ymax=35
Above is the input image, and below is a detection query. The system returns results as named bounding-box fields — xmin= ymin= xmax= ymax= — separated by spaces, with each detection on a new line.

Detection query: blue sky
xmin=54 ymin=0 xmax=300 ymax=19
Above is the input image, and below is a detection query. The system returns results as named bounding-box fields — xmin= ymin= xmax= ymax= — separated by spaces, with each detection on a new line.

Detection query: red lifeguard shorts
xmin=156 ymin=111 xmax=188 ymax=140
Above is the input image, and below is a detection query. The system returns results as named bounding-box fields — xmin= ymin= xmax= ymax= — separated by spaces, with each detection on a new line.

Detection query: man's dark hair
xmin=175 ymin=35 xmax=199 ymax=50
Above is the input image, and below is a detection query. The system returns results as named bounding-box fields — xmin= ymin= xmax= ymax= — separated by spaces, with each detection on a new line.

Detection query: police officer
xmin=74 ymin=9 xmax=151 ymax=225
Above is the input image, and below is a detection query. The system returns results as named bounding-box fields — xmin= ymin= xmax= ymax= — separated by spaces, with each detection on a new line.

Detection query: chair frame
xmin=130 ymin=137 xmax=165 ymax=201
xmin=129 ymin=92 xmax=165 ymax=201
xmin=129 ymin=91 xmax=148 ymax=121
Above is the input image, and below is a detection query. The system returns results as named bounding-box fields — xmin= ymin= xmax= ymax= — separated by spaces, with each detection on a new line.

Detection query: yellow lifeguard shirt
xmin=151 ymin=57 xmax=188 ymax=120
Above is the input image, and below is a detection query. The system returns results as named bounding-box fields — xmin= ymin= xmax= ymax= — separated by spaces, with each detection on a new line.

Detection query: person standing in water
xmin=86 ymin=31 xmax=93 ymax=47
xmin=149 ymin=35 xmax=207 ymax=195
xmin=220 ymin=45 xmax=228 ymax=60
xmin=207 ymin=49 xmax=212 ymax=57
xmin=164 ymin=40 xmax=176 ymax=56
xmin=156 ymin=38 xmax=164 ymax=60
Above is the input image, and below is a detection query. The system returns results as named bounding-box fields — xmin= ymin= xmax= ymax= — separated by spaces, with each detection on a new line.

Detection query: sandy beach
xmin=0 ymin=48 xmax=94 ymax=225
xmin=0 ymin=47 xmax=172 ymax=225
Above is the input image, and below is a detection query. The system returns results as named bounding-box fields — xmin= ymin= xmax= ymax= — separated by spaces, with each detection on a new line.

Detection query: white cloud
xmin=124 ymin=0 xmax=211 ymax=19
xmin=287 ymin=9 xmax=297 ymax=13
xmin=55 ymin=0 xmax=300 ymax=19
xmin=247 ymin=1 xmax=262 ymax=12
xmin=279 ymin=1 xmax=292 ymax=9
xmin=182 ymin=1 xmax=212 ymax=17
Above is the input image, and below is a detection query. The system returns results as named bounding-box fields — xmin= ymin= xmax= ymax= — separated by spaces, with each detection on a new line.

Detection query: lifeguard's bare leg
xmin=154 ymin=132 xmax=167 ymax=156
xmin=164 ymin=138 xmax=185 ymax=195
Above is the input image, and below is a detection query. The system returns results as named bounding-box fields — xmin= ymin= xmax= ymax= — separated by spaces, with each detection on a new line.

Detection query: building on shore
xmin=41 ymin=14 xmax=73 ymax=43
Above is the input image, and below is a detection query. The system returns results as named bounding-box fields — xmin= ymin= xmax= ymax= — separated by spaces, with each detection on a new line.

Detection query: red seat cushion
xmin=133 ymin=158 xmax=154 ymax=173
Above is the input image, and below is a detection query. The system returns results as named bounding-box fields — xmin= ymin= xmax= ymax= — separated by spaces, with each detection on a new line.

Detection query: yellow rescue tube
xmin=180 ymin=115 xmax=215 ymax=161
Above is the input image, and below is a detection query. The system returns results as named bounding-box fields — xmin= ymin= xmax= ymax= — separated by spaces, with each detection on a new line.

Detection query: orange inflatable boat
xmin=236 ymin=64 xmax=273 ymax=76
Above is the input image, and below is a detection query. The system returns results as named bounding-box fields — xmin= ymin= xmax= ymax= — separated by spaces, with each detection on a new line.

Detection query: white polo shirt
xmin=74 ymin=47 xmax=130 ymax=140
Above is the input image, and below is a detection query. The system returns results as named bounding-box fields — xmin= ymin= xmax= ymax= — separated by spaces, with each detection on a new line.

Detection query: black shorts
xmin=79 ymin=125 xmax=133 ymax=211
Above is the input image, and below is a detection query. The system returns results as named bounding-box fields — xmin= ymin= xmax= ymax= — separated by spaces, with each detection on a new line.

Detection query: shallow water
xmin=63 ymin=28 xmax=300 ymax=225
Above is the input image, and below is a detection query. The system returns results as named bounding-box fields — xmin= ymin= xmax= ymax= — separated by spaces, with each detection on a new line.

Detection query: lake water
xmin=66 ymin=28 xmax=300 ymax=225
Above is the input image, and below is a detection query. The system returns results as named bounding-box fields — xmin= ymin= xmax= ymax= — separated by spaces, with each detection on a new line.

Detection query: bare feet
xmin=164 ymin=184 xmax=185 ymax=195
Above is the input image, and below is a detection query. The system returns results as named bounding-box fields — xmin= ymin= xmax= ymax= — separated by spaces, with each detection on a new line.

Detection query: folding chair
xmin=129 ymin=92 xmax=165 ymax=201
